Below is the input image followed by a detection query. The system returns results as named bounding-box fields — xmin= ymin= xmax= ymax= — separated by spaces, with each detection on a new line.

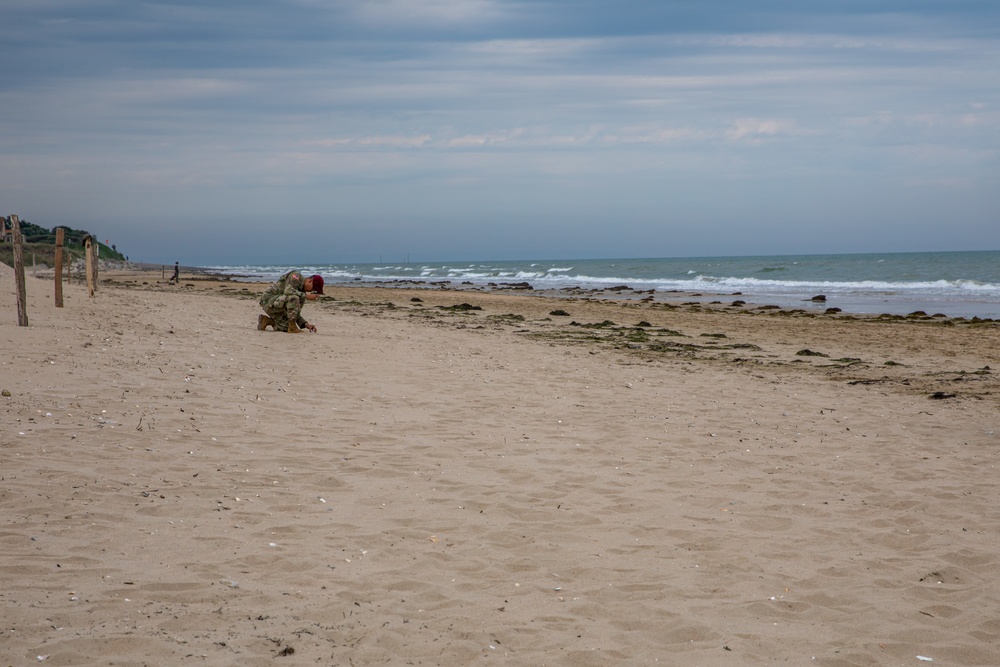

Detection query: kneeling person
xmin=258 ymin=270 xmax=324 ymax=333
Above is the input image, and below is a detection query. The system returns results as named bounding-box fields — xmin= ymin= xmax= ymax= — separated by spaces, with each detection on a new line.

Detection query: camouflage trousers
xmin=260 ymin=294 xmax=306 ymax=331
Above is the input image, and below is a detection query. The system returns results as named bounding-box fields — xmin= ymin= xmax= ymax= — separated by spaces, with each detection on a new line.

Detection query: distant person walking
xmin=257 ymin=270 xmax=324 ymax=333
xmin=168 ymin=262 xmax=180 ymax=284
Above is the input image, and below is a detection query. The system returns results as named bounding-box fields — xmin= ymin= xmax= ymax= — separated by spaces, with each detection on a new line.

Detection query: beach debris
xmin=916 ymin=657 xmax=933 ymax=662
xmin=929 ymin=392 xmax=956 ymax=400
xmin=1 ymin=389 xmax=10 ymax=397
xmin=570 ymin=319 xmax=617 ymax=328
xmin=829 ymin=357 xmax=864 ymax=366
xmin=488 ymin=313 xmax=526 ymax=323
xmin=796 ymin=349 xmax=829 ymax=357
xmin=438 ymin=303 xmax=482 ymax=311
xmin=550 ymin=309 xmax=571 ymax=316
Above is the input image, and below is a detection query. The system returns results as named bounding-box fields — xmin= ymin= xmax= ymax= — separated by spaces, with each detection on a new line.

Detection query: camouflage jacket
xmin=261 ymin=270 xmax=307 ymax=303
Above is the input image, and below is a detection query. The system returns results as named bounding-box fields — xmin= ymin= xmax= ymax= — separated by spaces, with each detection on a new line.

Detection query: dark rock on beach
xmin=439 ymin=303 xmax=482 ymax=311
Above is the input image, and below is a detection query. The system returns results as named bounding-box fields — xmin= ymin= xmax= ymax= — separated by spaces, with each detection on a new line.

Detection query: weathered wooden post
xmin=55 ymin=227 xmax=65 ymax=307
xmin=91 ymin=238 xmax=99 ymax=292
xmin=11 ymin=215 xmax=29 ymax=326
xmin=84 ymin=234 xmax=95 ymax=297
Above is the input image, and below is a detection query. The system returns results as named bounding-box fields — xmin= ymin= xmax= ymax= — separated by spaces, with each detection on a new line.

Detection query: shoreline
xmin=108 ymin=261 xmax=1000 ymax=322
xmin=23 ymin=257 xmax=998 ymax=319
xmin=169 ymin=251 xmax=1000 ymax=321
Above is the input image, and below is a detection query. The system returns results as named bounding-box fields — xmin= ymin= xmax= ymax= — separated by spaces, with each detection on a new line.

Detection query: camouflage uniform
xmin=259 ymin=270 xmax=310 ymax=331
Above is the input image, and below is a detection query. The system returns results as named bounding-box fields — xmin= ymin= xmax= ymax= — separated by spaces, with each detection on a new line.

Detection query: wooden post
xmin=84 ymin=235 xmax=95 ymax=297
xmin=91 ymin=238 xmax=99 ymax=292
xmin=11 ymin=215 xmax=29 ymax=326
xmin=55 ymin=228 xmax=65 ymax=307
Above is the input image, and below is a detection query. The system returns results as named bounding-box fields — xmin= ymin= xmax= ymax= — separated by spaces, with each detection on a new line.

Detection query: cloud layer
xmin=2 ymin=1 xmax=998 ymax=262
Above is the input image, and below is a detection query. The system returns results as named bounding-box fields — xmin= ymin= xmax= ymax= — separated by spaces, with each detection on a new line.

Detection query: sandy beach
xmin=2 ymin=264 xmax=999 ymax=666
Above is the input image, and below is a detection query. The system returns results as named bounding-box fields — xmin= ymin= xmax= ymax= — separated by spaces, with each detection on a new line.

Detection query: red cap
xmin=310 ymin=274 xmax=324 ymax=294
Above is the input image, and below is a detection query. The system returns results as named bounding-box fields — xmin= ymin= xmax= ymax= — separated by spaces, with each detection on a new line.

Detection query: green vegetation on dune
xmin=1 ymin=218 xmax=125 ymax=268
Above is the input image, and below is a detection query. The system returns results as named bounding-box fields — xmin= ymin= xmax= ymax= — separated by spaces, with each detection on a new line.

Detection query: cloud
xmin=348 ymin=0 xmax=510 ymax=28
xmin=725 ymin=118 xmax=795 ymax=141
xmin=305 ymin=135 xmax=433 ymax=149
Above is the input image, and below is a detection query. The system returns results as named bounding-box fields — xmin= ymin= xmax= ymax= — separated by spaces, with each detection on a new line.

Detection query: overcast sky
xmin=2 ymin=1 xmax=998 ymax=264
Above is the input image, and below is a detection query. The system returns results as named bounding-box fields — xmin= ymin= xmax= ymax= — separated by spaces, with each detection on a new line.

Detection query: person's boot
xmin=257 ymin=314 xmax=275 ymax=330
xmin=287 ymin=321 xmax=306 ymax=333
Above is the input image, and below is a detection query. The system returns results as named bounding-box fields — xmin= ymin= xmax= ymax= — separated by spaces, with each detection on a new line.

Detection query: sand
xmin=2 ymin=265 xmax=999 ymax=666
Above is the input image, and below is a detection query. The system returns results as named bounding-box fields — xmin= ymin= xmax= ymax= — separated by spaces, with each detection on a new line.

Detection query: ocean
xmin=207 ymin=250 xmax=1000 ymax=320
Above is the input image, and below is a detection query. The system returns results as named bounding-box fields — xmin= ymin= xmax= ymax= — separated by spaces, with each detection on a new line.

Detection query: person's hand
xmin=305 ymin=292 xmax=318 ymax=301
xmin=305 ymin=323 xmax=317 ymax=333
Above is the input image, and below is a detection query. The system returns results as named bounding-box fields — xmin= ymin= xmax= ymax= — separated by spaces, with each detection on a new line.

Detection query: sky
xmin=2 ymin=1 xmax=998 ymax=265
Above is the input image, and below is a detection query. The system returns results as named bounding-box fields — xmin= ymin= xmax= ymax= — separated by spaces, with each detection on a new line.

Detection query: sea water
xmin=208 ymin=250 xmax=1000 ymax=319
